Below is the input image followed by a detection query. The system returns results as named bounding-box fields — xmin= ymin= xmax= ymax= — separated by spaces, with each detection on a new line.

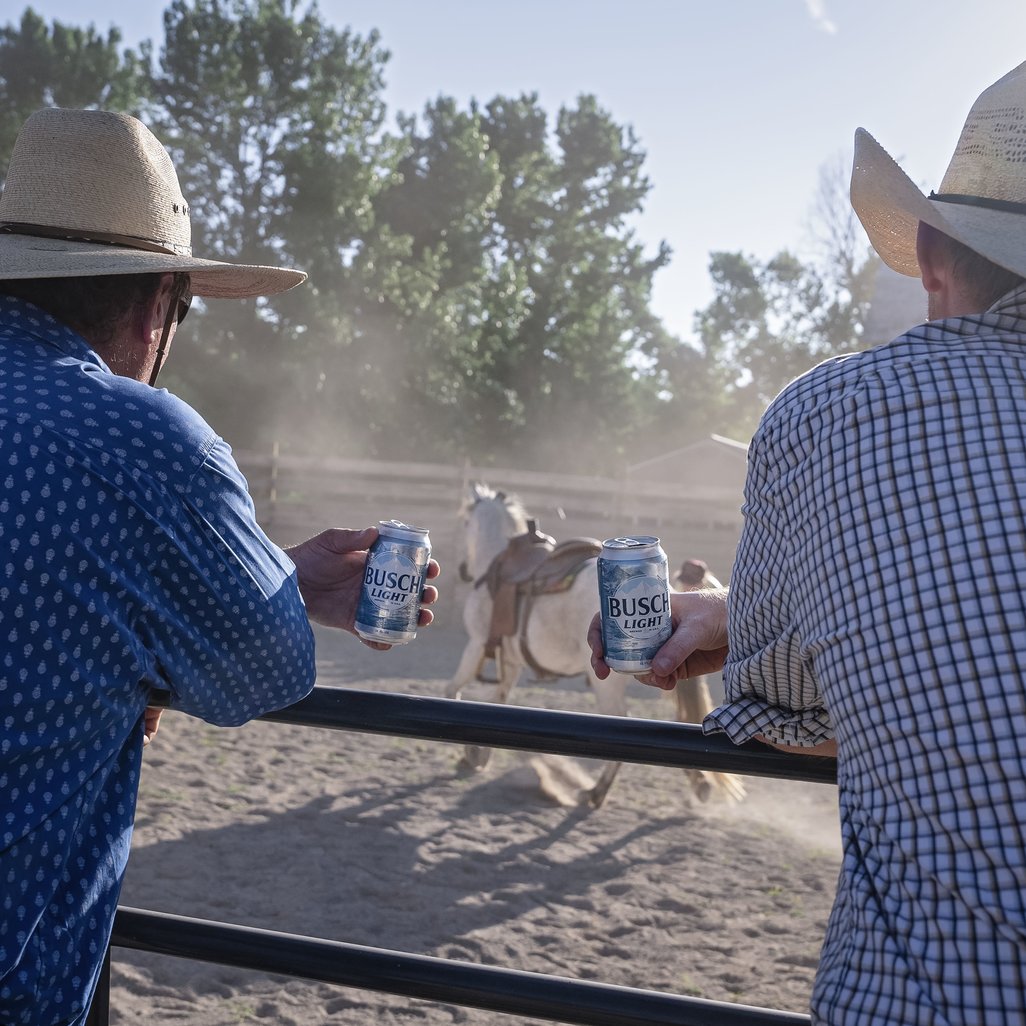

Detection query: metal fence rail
xmin=90 ymin=687 xmax=837 ymax=1025
xmin=110 ymin=906 xmax=811 ymax=1026
xmin=150 ymin=685 xmax=838 ymax=783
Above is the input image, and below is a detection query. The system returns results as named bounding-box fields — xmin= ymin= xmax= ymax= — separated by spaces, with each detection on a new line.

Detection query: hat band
xmin=0 ymin=221 xmax=192 ymax=257
xmin=929 ymin=192 xmax=1026 ymax=216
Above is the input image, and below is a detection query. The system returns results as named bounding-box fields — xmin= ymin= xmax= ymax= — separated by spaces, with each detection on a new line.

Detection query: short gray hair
xmin=932 ymin=231 xmax=1025 ymax=309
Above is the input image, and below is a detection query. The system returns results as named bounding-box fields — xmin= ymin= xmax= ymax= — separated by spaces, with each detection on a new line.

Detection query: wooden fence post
xmin=268 ymin=440 xmax=280 ymax=528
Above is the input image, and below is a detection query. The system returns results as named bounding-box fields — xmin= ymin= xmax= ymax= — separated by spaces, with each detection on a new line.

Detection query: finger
xmin=417 ymin=607 xmax=434 ymax=627
xmin=650 ymin=629 xmax=699 ymax=679
xmin=322 ymin=526 xmax=379 ymax=553
xmin=634 ymin=671 xmax=677 ymax=691
xmin=586 ymin=612 xmax=611 ymax=679
xmin=143 ymin=707 xmax=162 ymax=740
xmin=588 ymin=647 xmax=612 ymax=681
xmin=361 ymin=638 xmax=392 ymax=651
xmin=424 ymin=559 xmax=441 ymax=580
xmin=420 ymin=584 xmax=439 ymax=606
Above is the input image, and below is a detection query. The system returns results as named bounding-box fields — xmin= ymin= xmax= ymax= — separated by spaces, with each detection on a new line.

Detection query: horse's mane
xmin=462 ymin=481 xmax=528 ymax=526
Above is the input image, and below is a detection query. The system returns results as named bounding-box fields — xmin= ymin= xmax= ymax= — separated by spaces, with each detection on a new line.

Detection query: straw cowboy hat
xmin=0 ymin=107 xmax=305 ymax=298
xmin=851 ymin=61 xmax=1026 ymax=281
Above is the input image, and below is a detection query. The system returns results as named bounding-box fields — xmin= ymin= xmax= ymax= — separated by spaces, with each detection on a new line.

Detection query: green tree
xmin=654 ymin=156 xmax=878 ymax=444
xmin=149 ymin=0 xmax=392 ymax=447
xmin=489 ymin=95 xmax=670 ymax=470
xmin=1 ymin=3 xmax=676 ymax=473
xmin=0 ymin=7 xmax=149 ymax=180
xmin=317 ymin=96 xmax=504 ymax=458
xmin=328 ymin=91 xmax=672 ymax=471
xmin=669 ymin=248 xmax=871 ymax=441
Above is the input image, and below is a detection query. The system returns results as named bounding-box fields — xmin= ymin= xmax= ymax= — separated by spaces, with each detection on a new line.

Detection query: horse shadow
xmin=117 ymin=766 xmax=695 ymax=996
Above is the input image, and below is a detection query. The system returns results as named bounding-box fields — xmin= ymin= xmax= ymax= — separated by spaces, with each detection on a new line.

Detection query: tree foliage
xmin=147 ymin=0 xmax=392 ymax=444
xmin=348 ymin=91 xmax=670 ymax=466
xmin=0 ymin=2 xmax=877 ymax=470
xmin=652 ymin=157 xmax=879 ymax=443
xmin=0 ymin=7 xmax=149 ymax=180
xmin=129 ymin=1 xmax=668 ymax=469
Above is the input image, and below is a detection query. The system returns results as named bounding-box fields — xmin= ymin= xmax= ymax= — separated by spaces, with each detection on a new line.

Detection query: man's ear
xmin=916 ymin=221 xmax=947 ymax=296
xmin=139 ymin=274 xmax=176 ymax=344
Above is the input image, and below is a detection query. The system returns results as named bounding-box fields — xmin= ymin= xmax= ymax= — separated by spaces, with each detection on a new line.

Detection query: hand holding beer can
xmin=598 ymin=535 xmax=672 ymax=673
xmin=354 ymin=520 xmax=432 ymax=645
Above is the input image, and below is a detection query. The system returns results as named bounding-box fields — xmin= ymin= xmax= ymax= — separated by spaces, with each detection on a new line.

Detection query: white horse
xmin=445 ymin=482 xmax=745 ymax=808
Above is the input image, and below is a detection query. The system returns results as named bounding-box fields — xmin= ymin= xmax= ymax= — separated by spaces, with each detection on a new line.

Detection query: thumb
xmin=650 ymin=631 xmax=693 ymax=679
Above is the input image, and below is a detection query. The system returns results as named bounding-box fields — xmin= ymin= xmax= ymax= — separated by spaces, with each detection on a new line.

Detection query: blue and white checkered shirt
xmin=0 ymin=296 xmax=317 ymax=1025
xmin=705 ymin=283 xmax=1026 ymax=1024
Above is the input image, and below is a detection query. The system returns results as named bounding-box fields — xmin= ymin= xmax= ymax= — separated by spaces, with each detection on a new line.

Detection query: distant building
xmin=622 ymin=434 xmax=749 ymax=582
xmin=625 ymin=434 xmax=748 ymax=507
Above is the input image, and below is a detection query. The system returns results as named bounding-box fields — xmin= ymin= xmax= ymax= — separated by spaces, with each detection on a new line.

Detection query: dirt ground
xmin=111 ymin=620 xmax=841 ymax=1025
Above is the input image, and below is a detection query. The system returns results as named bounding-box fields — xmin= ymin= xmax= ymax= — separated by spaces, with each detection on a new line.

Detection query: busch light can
xmin=598 ymin=535 xmax=671 ymax=673
xmin=354 ymin=520 xmax=432 ymax=645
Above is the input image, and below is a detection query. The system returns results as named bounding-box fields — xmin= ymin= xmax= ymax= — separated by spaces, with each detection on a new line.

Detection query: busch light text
xmin=354 ymin=520 xmax=432 ymax=645
xmin=598 ymin=535 xmax=671 ymax=673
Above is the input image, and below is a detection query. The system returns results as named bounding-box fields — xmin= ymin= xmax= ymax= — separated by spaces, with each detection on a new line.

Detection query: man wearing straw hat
xmin=0 ymin=108 xmax=439 ymax=1024
xmin=591 ymin=63 xmax=1026 ymax=1023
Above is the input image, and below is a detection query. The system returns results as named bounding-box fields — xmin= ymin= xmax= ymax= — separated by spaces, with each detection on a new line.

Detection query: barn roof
xmin=624 ymin=435 xmax=748 ymax=507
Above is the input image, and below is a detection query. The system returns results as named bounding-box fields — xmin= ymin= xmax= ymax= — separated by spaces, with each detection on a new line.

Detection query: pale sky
xmin=12 ymin=0 xmax=1026 ymax=340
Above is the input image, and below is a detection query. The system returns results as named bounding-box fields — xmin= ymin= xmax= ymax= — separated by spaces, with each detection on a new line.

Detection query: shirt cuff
xmin=702 ymin=698 xmax=834 ymax=747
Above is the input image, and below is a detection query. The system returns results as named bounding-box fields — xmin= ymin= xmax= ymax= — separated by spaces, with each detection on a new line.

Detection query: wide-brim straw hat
xmin=0 ymin=107 xmax=306 ymax=298
xmin=851 ymin=61 xmax=1026 ymax=280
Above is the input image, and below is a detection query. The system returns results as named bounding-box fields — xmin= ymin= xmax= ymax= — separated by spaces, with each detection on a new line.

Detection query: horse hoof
xmin=460 ymin=747 xmax=492 ymax=772
xmin=581 ymin=786 xmax=608 ymax=809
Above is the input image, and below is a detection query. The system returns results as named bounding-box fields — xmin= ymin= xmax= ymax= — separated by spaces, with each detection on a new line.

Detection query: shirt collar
xmin=987 ymin=280 xmax=1026 ymax=319
xmin=0 ymin=294 xmax=113 ymax=373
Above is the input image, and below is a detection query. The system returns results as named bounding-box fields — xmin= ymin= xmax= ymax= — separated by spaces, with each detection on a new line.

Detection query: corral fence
xmin=235 ymin=446 xmax=747 ymax=622
xmin=87 ymin=687 xmax=837 ymax=1026
xmin=84 ymin=447 xmax=836 ymax=1023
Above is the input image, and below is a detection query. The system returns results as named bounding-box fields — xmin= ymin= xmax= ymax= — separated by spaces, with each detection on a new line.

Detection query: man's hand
xmin=588 ymin=586 xmax=730 ymax=689
xmin=285 ymin=527 xmax=440 ymax=649
xmin=142 ymin=706 xmax=163 ymax=746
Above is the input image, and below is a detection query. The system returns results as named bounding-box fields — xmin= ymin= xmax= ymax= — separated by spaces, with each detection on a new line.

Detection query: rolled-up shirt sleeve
xmin=703 ymin=418 xmax=834 ymax=747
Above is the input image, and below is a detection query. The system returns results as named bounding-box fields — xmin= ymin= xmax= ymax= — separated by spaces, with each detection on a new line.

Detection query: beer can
xmin=598 ymin=535 xmax=672 ymax=673
xmin=354 ymin=520 xmax=432 ymax=645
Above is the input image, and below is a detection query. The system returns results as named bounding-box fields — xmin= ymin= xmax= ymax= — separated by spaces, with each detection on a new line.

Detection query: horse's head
xmin=458 ymin=481 xmax=529 ymax=582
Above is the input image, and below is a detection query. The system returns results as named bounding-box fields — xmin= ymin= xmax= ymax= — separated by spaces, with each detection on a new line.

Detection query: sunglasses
xmin=176 ymin=289 xmax=193 ymax=325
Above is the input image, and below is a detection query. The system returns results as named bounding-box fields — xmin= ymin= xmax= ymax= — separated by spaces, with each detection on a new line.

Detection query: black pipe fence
xmin=154 ymin=685 xmax=838 ymax=784
xmin=88 ymin=687 xmax=837 ymax=1025
xmin=109 ymin=906 xmax=811 ymax=1026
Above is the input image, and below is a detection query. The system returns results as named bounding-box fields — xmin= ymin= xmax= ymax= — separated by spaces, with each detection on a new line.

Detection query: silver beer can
xmin=598 ymin=535 xmax=672 ymax=673
xmin=354 ymin=520 xmax=432 ymax=645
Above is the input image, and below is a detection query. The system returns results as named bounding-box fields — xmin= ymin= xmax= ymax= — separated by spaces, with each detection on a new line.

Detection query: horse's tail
xmin=672 ymin=677 xmax=746 ymax=803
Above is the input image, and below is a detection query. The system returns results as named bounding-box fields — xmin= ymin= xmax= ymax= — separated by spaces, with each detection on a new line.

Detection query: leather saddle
xmin=476 ymin=519 xmax=602 ymax=679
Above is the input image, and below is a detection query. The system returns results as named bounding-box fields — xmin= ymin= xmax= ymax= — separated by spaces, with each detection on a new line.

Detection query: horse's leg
xmin=581 ymin=670 xmax=628 ymax=809
xmin=460 ymin=638 xmax=524 ymax=771
xmin=673 ymin=677 xmax=746 ymax=803
xmin=676 ymin=673 xmax=716 ymax=725
xmin=445 ymin=637 xmax=487 ymax=701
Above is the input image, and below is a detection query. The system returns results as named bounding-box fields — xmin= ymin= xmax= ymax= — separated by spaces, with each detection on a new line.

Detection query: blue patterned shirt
xmin=704 ymin=285 xmax=1026 ymax=1024
xmin=0 ymin=297 xmax=316 ymax=1025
